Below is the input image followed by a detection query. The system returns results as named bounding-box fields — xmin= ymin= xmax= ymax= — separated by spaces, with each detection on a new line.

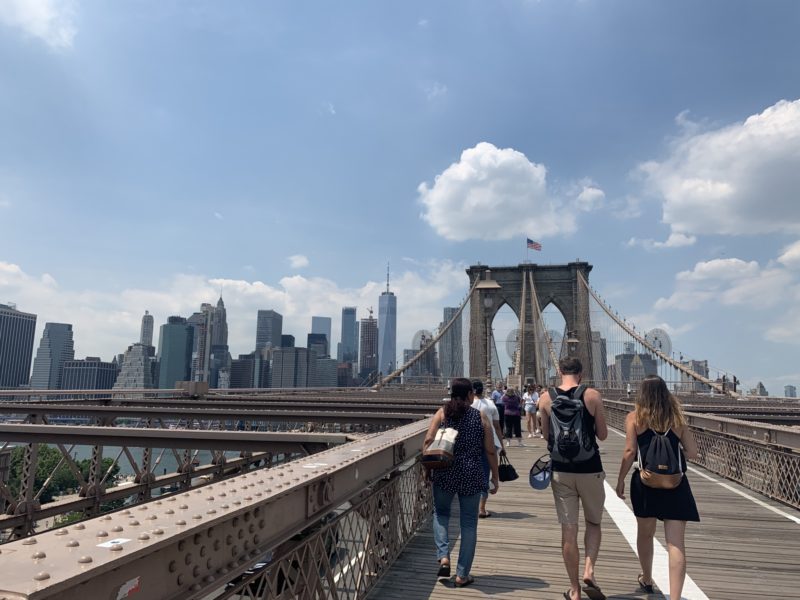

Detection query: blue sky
xmin=1 ymin=0 xmax=799 ymax=394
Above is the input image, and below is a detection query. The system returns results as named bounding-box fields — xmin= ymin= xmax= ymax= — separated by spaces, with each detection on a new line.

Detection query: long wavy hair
xmin=634 ymin=374 xmax=686 ymax=432
xmin=444 ymin=377 xmax=473 ymax=421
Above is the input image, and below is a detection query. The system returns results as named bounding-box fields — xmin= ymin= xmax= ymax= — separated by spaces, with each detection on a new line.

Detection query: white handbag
xmin=422 ymin=426 xmax=459 ymax=469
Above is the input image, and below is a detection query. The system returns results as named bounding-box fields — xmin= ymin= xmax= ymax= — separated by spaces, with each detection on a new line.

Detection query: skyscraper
xmin=311 ymin=315 xmax=331 ymax=351
xmin=340 ymin=307 xmax=358 ymax=363
xmin=0 ymin=303 xmax=37 ymax=389
xmin=378 ymin=267 xmax=397 ymax=376
xmin=157 ymin=316 xmax=194 ymax=388
xmin=190 ymin=303 xmax=214 ymax=382
xmin=271 ymin=347 xmax=315 ymax=388
xmin=208 ymin=297 xmax=231 ymax=388
xmin=113 ymin=343 xmax=156 ymax=389
xmin=307 ymin=333 xmax=329 ymax=358
xmin=438 ymin=307 xmax=463 ymax=379
xmin=256 ymin=310 xmax=283 ymax=350
xmin=140 ymin=310 xmax=154 ymax=347
xmin=62 ymin=357 xmax=118 ymax=390
xmin=30 ymin=323 xmax=75 ymax=389
xmin=359 ymin=309 xmax=378 ymax=379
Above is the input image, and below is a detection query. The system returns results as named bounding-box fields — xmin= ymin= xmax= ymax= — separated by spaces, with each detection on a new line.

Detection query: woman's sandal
xmin=437 ymin=561 xmax=450 ymax=578
xmin=454 ymin=575 xmax=474 ymax=588
xmin=637 ymin=574 xmax=655 ymax=594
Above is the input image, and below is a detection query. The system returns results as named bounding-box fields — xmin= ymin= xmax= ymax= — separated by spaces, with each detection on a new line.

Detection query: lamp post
xmin=566 ymin=331 xmax=579 ymax=356
xmin=476 ymin=269 xmax=502 ymax=385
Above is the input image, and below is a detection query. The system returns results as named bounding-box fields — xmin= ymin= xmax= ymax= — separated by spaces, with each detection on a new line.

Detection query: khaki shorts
xmin=551 ymin=471 xmax=606 ymax=525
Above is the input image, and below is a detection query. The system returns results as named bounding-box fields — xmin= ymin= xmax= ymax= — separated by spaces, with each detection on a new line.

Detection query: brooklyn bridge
xmin=1 ymin=263 xmax=798 ymax=599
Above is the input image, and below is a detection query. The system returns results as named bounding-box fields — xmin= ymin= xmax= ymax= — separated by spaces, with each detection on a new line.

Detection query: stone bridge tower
xmin=467 ymin=262 xmax=594 ymax=385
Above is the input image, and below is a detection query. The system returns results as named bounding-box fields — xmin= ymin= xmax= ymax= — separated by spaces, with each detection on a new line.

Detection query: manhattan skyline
xmin=1 ymin=1 xmax=799 ymax=394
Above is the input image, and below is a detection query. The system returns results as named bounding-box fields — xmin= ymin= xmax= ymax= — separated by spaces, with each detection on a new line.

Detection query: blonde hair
xmin=634 ymin=375 xmax=686 ymax=432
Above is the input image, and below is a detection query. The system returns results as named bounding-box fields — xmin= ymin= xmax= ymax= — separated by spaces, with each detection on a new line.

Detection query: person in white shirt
xmin=471 ymin=379 xmax=505 ymax=518
xmin=523 ymin=384 xmax=540 ymax=438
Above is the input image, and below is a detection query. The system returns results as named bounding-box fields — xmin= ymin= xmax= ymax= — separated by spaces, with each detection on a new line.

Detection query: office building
xmin=281 ymin=334 xmax=295 ymax=348
xmin=679 ymin=359 xmax=711 ymax=393
xmin=311 ymin=316 xmax=332 ymax=352
xmin=590 ymin=331 xmax=609 ymax=387
xmin=140 ymin=310 xmax=154 ymax=347
xmin=785 ymin=385 xmax=797 ymax=398
xmin=0 ymin=303 xmax=37 ymax=389
xmin=438 ymin=307 xmax=463 ymax=379
xmin=62 ymin=357 xmax=118 ymax=390
xmin=378 ymin=269 xmax=397 ymax=376
xmin=271 ymin=347 xmax=315 ymax=388
xmin=307 ymin=333 xmax=328 ymax=358
xmin=339 ymin=307 xmax=358 ymax=363
xmin=256 ymin=310 xmax=283 ymax=351
xmin=113 ymin=343 xmax=156 ymax=389
xmin=609 ymin=348 xmax=658 ymax=387
xmin=359 ymin=309 xmax=378 ymax=380
xmin=30 ymin=322 xmax=75 ymax=389
xmin=230 ymin=351 xmax=271 ymax=389
xmin=312 ymin=357 xmax=338 ymax=387
xmin=157 ymin=317 xmax=194 ymax=388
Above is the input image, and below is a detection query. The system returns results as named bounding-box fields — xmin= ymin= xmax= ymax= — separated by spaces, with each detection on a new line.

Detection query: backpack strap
xmin=573 ymin=383 xmax=588 ymax=401
xmin=548 ymin=387 xmax=559 ymax=402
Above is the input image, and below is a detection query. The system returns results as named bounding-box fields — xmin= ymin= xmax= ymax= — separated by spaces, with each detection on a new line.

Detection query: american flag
xmin=526 ymin=238 xmax=542 ymax=251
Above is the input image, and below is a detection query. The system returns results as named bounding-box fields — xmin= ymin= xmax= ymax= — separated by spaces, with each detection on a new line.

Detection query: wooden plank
xmin=369 ymin=428 xmax=800 ymax=599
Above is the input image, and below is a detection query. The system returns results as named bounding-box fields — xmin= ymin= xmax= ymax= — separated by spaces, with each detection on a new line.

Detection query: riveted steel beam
xmin=0 ymin=424 xmax=350 ymax=453
xmin=0 ymin=420 xmax=428 ymax=600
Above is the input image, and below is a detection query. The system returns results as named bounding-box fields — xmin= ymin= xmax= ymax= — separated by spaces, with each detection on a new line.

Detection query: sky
xmin=1 ymin=0 xmax=799 ymax=394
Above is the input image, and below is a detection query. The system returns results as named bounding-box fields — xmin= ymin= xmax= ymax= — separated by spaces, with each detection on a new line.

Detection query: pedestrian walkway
xmin=369 ymin=428 xmax=800 ymax=599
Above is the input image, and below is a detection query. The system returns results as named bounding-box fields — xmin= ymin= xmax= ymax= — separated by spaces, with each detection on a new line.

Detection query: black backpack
xmin=548 ymin=384 xmax=596 ymax=463
xmin=638 ymin=429 xmax=684 ymax=489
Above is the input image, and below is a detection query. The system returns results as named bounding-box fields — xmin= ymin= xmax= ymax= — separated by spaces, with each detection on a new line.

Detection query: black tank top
xmin=550 ymin=385 xmax=603 ymax=474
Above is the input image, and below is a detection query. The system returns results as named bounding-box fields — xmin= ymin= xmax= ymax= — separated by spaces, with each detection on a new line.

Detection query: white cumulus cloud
xmin=640 ymin=98 xmax=800 ymax=237
xmin=0 ymin=0 xmax=76 ymax=49
xmin=288 ymin=254 xmax=309 ymax=269
xmin=419 ymin=142 xmax=572 ymax=241
xmin=655 ymin=258 xmax=791 ymax=311
xmin=778 ymin=240 xmax=800 ymax=269
xmin=575 ymin=184 xmax=605 ymax=211
xmin=628 ymin=232 xmax=697 ymax=251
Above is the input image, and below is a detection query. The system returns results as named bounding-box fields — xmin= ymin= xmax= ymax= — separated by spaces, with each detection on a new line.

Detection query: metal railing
xmin=603 ymin=399 xmax=800 ymax=509
xmin=215 ymin=463 xmax=430 ymax=600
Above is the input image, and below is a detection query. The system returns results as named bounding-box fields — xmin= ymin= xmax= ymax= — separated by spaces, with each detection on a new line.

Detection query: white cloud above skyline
xmin=418 ymin=142 xmax=571 ymax=241
xmin=288 ymin=254 xmax=309 ymax=269
xmin=640 ymin=98 xmax=800 ymax=237
xmin=778 ymin=240 xmax=800 ymax=269
xmin=0 ymin=259 xmax=467 ymax=365
xmin=0 ymin=0 xmax=76 ymax=49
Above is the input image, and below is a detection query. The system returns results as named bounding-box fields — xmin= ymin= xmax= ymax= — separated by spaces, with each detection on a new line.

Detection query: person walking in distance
xmin=615 ymin=375 xmax=700 ymax=599
xmin=471 ymin=379 xmax=505 ymax=518
xmin=424 ymin=378 xmax=499 ymax=587
xmin=502 ymin=386 xmax=523 ymax=447
xmin=523 ymin=384 xmax=538 ymax=438
xmin=492 ymin=380 xmax=505 ymax=430
xmin=538 ymin=357 xmax=609 ymax=600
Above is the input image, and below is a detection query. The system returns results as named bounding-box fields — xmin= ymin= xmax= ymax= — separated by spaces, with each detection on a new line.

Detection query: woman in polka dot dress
xmin=423 ymin=377 xmax=500 ymax=587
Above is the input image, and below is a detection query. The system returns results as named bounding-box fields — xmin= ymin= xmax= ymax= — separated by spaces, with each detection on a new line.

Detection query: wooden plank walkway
xmin=369 ymin=428 xmax=800 ymax=599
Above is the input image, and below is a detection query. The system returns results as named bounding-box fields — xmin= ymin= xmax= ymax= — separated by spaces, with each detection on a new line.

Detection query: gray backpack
xmin=548 ymin=384 xmax=597 ymax=463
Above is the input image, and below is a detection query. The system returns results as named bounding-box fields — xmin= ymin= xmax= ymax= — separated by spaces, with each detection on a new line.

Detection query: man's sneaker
xmin=527 ymin=433 xmax=533 ymax=438
xmin=517 ymin=439 xmax=524 ymax=447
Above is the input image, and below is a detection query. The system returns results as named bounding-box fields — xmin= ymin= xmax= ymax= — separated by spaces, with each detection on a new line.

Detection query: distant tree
xmin=8 ymin=445 xmax=120 ymax=505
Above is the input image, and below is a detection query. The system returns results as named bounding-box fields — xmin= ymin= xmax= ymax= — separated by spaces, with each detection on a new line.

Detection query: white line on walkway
xmin=609 ymin=427 xmax=800 ymax=525
xmin=603 ymin=480 xmax=709 ymax=600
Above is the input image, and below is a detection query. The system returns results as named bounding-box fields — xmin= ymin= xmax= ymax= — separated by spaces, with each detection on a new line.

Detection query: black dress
xmin=630 ymin=429 xmax=700 ymax=522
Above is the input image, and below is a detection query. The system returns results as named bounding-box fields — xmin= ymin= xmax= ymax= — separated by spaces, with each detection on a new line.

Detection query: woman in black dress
xmin=615 ymin=375 xmax=699 ymax=599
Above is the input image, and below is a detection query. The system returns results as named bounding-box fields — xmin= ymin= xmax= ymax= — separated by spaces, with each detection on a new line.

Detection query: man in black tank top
xmin=538 ymin=358 xmax=609 ymax=600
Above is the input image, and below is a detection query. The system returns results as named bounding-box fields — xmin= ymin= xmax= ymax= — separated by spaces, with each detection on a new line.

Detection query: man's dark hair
xmin=559 ymin=356 xmax=583 ymax=375
xmin=471 ymin=379 xmax=484 ymax=395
